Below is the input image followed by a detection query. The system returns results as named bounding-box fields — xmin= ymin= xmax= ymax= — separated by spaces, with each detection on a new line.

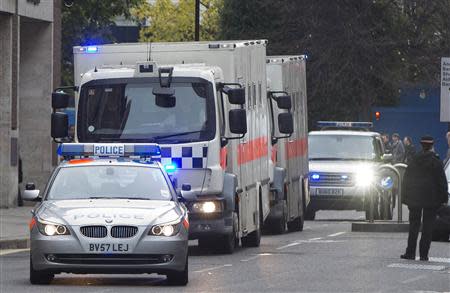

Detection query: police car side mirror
xmin=23 ymin=183 xmax=40 ymax=201
xmin=51 ymin=112 xmax=69 ymax=139
xmin=229 ymin=109 xmax=247 ymax=134
xmin=276 ymin=95 xmax=292 ymax=110
xmin=278 ymin=113 xmax=294 ymax=134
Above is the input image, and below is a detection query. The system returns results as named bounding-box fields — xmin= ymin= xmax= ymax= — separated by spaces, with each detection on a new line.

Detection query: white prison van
xmin=50 ymin=41 xmax=294 ymax=253
xmin=265 ymin=56 xmax=310 ymax=233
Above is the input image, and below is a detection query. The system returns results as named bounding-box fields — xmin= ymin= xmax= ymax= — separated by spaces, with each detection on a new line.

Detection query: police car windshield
xmin=47 ymin=166 xmax=173 ymax=201
xmin=309 ymin=134 xmax=380 ymax=161
xmin=77 ymin=78 xmax=215 ymax=143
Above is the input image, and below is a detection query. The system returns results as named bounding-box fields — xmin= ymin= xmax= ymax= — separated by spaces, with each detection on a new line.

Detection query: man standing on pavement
xmin=403 ymin=136 xmax=416 ymax=164
xmin=381 ymin=133 xmax=391 ymax=154
xmin=391 ymin=133 xmax=405 ymax=163
xmin=401 ymin=136 xmax=448 ymax=261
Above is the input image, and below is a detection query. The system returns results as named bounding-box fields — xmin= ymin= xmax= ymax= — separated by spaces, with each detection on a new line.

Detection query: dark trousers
xmin=406 ymin=207 xmax=437 ymax=257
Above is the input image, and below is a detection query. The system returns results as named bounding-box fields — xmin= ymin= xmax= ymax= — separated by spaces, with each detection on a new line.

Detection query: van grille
xmin=310 ymin=173 xmax=354 ymax=187
xmin=80 ymin=226 xmax=107 ymax=238
xmin=111 ymin=226 xmax=138 ymax=238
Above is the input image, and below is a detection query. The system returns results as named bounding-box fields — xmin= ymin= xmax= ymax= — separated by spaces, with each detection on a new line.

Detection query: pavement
xmin=1 ymin=210 xmax=449 ymax=292
xmin=0 ymin=206 xmax=34 ymax=249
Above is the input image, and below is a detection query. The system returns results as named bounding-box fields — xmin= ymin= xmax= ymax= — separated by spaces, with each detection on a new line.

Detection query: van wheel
xmin=218 ymin=212 xmax=238 ymax=254
xmin=288 ymin=195 xmax=305 ymax=232
xmin=166 ymin=257 xmax=188 ymax=286
xmin=242 ymin=199 xmax=262 ymax=247
xmin=305 ymin=207 xmax=316 ymax=220
xmin=270 ymin=201 xmax=287 ymax=234
xmin=30 ymin=256 xmax=53 ymax=285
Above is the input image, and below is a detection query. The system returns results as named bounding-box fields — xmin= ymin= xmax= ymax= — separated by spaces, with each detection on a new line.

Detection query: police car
xmin=307 ymin=122 xmax=395 ymax=220
xmin=23 ymin=143 xmax=189 ymax=285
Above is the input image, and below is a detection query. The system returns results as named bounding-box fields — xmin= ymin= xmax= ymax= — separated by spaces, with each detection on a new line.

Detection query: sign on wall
xmin=441 ymin=57 xmax=450 ymax=122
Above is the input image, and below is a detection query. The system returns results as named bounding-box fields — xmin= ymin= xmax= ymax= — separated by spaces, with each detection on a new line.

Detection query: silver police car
xmin=23 ymin=144 xmax=189 ymax=285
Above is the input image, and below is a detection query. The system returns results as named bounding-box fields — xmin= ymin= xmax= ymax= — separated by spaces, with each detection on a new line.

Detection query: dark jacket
xmin=404 ymin=144 xmax=416 ymax=164
xmin=402 ymin=151 xmax=448 ymax=208
xmin=391 ymin=140 xmax=405 ymax=164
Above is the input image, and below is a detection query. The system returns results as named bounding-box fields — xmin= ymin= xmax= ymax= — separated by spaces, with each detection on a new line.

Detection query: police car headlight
xmin=37 ymin=219 xmax=70 ymax=236
xmin=355 ymin=170 xmax=374 ymax=187
xmin=149 ymin=220 xmax=181 ymax=237
xmin=191 ymin=201 xmax=223 ymax=213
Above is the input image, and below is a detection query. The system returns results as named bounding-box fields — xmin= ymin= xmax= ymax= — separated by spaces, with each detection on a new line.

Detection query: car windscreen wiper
xmin=153 ymin=131 xmax=202 ymax=141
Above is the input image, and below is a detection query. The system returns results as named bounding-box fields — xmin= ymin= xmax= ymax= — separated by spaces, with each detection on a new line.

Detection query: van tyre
xmin=288 ymin=195 xmax=305 ymax=232
xmin=219 ymin=212 xmax=239 ymax=254
xmin=30 ymin=256 xmax=54 ymax=285
xmin=166 ymin=257 xmax=188 ymax=286
xmin=242 ymin=200 xmax=262 ymax=247
xmin=270 ymin=201 xmax=287 ymax=234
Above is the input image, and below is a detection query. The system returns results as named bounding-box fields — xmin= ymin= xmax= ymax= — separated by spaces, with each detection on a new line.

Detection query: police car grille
xmin=310 ymin=173 xmax=354 ymax=186
xmin=111 ymin=226 xmax=138 ymax=238
xmin=80 ymin=226 xmax=107 ymax=238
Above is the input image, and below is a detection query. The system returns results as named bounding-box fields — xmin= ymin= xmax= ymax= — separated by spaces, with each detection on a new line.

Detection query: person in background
xmin=403 ymin=136 xmax=416 ymax=164
xmin=381 ymin=133 xmax=391 ymax=154
xmin=401 ymin=136 xmax=448 ymax=261
xmin=391 ymin=133 xmax=405 ymax=163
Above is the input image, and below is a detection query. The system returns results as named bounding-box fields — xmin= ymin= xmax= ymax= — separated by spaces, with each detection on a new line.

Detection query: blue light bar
xmin=86 ymin=46 xmax=98 ymax=53
xmin=57 ymin=143 xmax=161 ymax=158
xmin=317 ymin=121 xmax=373 ymax=129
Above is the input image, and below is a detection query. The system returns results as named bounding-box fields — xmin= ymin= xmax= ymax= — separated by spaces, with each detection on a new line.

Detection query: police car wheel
xmin=30 ymin=256 xmax=54 ymax=285
xmin=166 ymin=257 xmax=188 ymax=286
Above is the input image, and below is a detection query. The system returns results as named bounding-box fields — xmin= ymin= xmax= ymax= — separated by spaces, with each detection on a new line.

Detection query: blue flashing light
xmin=164 ymin=163 xmax=177 ymax=173
xmin=86 ymin=46 xmax=98 ymax=53
xmin=57 ymin=143 xmax=161 ymax=158
xmin=311 ymin=173 xmax=320 ymax=180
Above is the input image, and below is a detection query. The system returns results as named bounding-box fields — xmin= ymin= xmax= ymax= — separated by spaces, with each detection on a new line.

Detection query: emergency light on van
xmin=57 ymin=143 xmax=161 ymax=158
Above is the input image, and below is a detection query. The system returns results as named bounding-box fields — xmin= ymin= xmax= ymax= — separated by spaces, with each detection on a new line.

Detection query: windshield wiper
xmin=153 ymin=131 xmax=202 ymax=141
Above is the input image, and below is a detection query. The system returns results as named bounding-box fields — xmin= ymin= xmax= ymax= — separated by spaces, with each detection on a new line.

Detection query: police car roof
xmin=58 ymin=158 xmax=161 ymax=168
xmin=309 ymin=130 xmax=380 ymax=137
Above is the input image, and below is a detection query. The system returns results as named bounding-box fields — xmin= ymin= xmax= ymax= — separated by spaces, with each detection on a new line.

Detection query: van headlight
xmin=37 ymin=219 xmax=70 ymax=236
xmin=191 ymin=201 xmax=223 ymax=213
xmin=149 ymin=220 xmax=181 ymax=237
xmin=355 ymin=170 xmax=375 ymax=187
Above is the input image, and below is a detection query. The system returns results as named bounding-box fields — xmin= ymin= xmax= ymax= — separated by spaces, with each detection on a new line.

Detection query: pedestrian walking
xmin=403 ymin=136 xmax=416 ymax=164
xmin=381 ymin=133 xmax=391 ymax=154
xmin=391 ymin=133 xmax=405 ymax=163
xmin=401 ymin=136 xmax=448 ymax=261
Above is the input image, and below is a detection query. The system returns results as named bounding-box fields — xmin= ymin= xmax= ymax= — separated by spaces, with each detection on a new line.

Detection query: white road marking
xmin=328 ymin=232 xmax=346 ymax=237
xmin=240 ymin=255 xmax=261 ymax=262
xmin=401 ymin=275 xmax=426 ymax=284
xmin=0 ymin=248 xmax=29 ymax=256
xmin=276 ymin=242 xmax=301 ymax=250
xmin=388 ymin=263 xmax=446 ymax=271
xmin=308 ymin=237 xmax=323 ymax=241
xmin=422 ymin=257 xmax=450 ymax=264
xmin=193 ymin=264 xmax=232 ymax=273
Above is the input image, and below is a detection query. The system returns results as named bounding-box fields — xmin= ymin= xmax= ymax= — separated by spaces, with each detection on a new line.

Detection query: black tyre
xmin=269 ymin=201 xmax=287 ymax=234
xmin=30 ymin=257 xmax=53 ymax=285
xmin=305 ymin=207 xmax=316 ymax=221
xmin=166 ymin=257 xmax=188 ymax=286
xmin=218 ymin=212 xmax=239 ymax=254
xmin=288 ymin=194 xmax=305 ymax=232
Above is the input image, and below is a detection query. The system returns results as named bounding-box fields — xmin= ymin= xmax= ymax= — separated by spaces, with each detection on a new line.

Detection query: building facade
xmin=0 ymin=0 xmax=60 ymax=208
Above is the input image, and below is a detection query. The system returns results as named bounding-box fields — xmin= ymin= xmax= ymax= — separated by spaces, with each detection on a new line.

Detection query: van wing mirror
xmin=229 ymin=109 xmax=247 ymax=134
xmin=382 ymin=153 xmax=393 ymax=163
xmin=276 ymin=95 xmax=292 ymax=110
xmin=52 ymin=92 xmax=70 ymax=109
xmin=224 ymin=87 xmax=245 ymax=105
xmin=278 ymin=113 xmax=294 ymax=134
xmin=51 ymin=112 xmax=69 ymax=139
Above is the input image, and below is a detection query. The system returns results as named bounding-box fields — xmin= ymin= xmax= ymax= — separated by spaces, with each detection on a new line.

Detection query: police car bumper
xmin=187 ymin=211 xmax=233 ymax=239
xmin=30 ymin=229 xmax=188 ymax=274
xmin=309 ymin=185 xmax=372 ymax=211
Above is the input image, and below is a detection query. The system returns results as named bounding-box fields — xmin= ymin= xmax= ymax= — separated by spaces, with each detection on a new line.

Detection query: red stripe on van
xmin=238 ymin=137 xmax=269 ymax=165
xmin=220 ymin=147 xmax=227 ymax=169
xmin=286 ymin=138 xmax=308 ymax=159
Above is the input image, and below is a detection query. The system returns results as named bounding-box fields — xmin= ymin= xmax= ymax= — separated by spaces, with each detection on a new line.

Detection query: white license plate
xmin=316 ymin=188 xmax=344 ymax=196
xmin=89 ymin=243 xmax=129 ymax=252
